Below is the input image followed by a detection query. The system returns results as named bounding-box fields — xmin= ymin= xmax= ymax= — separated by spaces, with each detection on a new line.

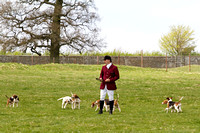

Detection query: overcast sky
xmin=94 ymin=0 xmax=200 ymax=53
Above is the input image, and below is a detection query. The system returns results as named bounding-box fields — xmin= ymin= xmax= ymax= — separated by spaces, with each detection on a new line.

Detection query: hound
xmin=91 ymin=99 xmax=104 ymax=111
xmin=91 ymin=94 xmax=121 ymax=112
xmin=162 ymin=97 xmax=183 ymax=113
xmin=104 ymin=94 xmax=121 ymax=112
xmin=71 ymin=92 xmax=81 ymax=109
xmin=6 ymin=95 xmax=19 ymax=107
xmin=57 ymin=96 xmax=73 ymax=109
xmin=113 ymin=94 xmax=121 ymax=112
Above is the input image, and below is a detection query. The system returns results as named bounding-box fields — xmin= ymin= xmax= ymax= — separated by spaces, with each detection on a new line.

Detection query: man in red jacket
xmin=98 ymin=55 xmax=120 ymax=114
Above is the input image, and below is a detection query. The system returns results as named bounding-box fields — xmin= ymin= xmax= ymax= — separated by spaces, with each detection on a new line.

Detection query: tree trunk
xmin=50 ymin=45 xmax=60 ymax=63
xmin=50 ymin=0 xmax=63 ymax=63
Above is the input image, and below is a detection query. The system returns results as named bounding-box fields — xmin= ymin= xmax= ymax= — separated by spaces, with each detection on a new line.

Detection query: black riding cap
xmin=104 ymin=55 xmax=112 ymax=62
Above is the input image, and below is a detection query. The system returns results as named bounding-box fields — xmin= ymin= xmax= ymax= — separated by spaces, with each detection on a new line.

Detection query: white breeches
xmin=100 ymin=85 xmax=114 ymax=101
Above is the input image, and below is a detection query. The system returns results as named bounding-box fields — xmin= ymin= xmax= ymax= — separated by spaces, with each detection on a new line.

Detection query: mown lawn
xmin=0 ymin=63 xmax=200 ymax=133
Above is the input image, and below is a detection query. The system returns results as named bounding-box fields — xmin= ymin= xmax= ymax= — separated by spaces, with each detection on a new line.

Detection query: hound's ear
xmin=170 ymin=97 xmax=173 ymax=99
xmin=166 ymin=97 xmax=169 ymax=100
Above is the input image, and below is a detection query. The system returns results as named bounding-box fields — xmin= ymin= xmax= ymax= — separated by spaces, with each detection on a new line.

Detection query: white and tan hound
xmin=91 ymin=99 xmax=102 ymax=111
xmin=57 ymin=96 xmax=73 ymax=109
xmin=71 ymin=92 xmax=81 ymax=109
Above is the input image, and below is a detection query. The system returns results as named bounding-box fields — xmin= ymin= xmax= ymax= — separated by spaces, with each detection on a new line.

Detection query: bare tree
xmin=0 ymin=0 xmax=105 ymax=63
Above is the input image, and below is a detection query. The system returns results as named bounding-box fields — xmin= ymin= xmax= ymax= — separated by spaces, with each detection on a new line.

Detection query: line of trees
xmin=0 ymin=0 xmax=199 ymax=63
xmin=1 ymin=49 xmax=200 ymax=56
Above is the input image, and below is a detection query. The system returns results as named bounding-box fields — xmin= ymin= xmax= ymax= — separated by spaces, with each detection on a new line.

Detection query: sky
xmin=94 ymin=0 xmax=200 ymax=53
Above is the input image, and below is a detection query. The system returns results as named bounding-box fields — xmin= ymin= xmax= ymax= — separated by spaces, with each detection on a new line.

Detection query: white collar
xmin=106 ymin=63 xmax=112 ymax=69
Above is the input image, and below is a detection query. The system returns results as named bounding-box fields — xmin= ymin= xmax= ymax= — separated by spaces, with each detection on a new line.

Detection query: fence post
xmin=165 ymin=53 xmax=168 ymax=72
xmin=189 ymin=53 xmax=191 ymax=72
xmin=97 ymin=56 xmax=99 ymax=65
xmin=141 ymin=50 xmax=143 ymax=67
xmin=118 ymin=54 xmax=120 ymax=65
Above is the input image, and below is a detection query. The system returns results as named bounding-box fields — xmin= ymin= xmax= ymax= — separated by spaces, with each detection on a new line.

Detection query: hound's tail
xmin=178 ymin=97 xmax=184 ymax=103
xmin=57 ymin=97 xmax=63 ymax=101
xmin=116 ymin=94 xmax=119 ymax=101
xmin=71 ymin=92 xmax=73 ymax=95
xmin=5 ymin=95 xmax=9 ymax=99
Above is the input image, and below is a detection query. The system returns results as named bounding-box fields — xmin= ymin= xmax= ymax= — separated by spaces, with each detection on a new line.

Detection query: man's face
xmin=104 ymin=59 xmax=111 ymax=65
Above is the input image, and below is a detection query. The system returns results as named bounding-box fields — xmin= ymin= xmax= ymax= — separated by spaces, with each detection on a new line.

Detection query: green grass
xmin=169 ymin=65 xmax=200 ymax=73
xmin=0 ymin=63 xmax=200 ymax=133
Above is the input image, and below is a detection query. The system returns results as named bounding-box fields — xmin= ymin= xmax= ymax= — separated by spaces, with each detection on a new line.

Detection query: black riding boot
xmin=98 ymin=100 xmax=104 ymax=114
xmin=109 ymin=100 xmax=114 ymax=115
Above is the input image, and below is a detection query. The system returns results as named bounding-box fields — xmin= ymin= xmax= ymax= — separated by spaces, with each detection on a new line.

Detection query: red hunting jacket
xmin=99 ymin=64 xmax=120 ymax=90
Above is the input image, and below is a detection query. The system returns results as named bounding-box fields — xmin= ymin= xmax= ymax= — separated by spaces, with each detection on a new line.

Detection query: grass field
xmin=0 ymin=63 xmax=200 ymax=133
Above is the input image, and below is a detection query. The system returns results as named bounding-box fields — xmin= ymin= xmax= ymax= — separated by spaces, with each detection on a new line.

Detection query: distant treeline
xmin=1 ymin=49 xmax=200 ymax=56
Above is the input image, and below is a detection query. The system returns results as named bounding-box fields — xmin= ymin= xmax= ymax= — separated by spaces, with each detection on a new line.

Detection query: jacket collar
xmin=106 ymin=63 xmax=112 ymax=69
